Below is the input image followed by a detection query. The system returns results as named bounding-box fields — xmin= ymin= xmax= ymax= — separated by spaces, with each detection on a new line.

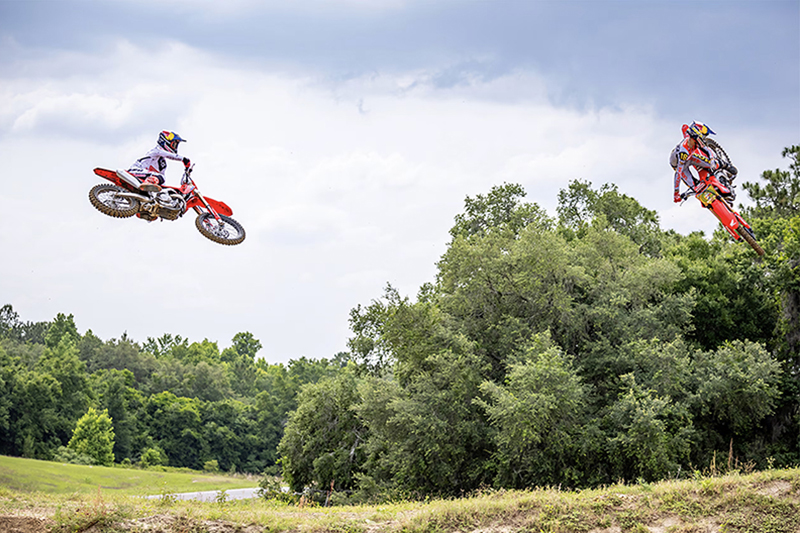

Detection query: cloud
xmin=0 ymin=38 xmax=795 ymax=363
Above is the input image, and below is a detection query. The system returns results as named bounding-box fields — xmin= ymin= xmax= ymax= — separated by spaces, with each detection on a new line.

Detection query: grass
xmin=0 ymin=455 xmax=258 ymax=496
xmin=0 ymin=457 xmax=798 ymax=532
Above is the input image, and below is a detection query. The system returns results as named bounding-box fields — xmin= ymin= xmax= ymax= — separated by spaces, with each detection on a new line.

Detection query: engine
xmin=139 ymin=189 xmax=187 ymax=221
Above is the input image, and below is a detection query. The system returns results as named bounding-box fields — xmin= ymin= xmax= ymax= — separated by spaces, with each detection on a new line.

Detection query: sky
xmin=1 ymin=0 xmax=798 ymax=364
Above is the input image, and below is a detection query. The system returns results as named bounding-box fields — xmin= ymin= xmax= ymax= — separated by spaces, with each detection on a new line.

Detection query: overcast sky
xmin=1 ymin=0 xmax=798 ymax=364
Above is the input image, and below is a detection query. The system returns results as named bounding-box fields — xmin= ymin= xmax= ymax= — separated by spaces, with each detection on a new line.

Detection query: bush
xmin=258 ymin=475 xmax=297 ymax=503
xmin=140 ymin=447 xmax=167 ymax=468
xmin=53 ymin=446 xmax=95 ymax=465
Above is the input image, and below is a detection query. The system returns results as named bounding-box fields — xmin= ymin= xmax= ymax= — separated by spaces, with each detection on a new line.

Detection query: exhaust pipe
xmin=115 ymin=191 xmax=150 ymax=200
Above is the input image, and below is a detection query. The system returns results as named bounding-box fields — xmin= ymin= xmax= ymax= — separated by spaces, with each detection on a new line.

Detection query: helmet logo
xmin=689 ymin=121 xmax=714 ymax=139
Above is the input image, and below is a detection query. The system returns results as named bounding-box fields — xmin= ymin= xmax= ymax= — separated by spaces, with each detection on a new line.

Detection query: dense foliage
xmin=281 ymin=146 xmax=800 ymax=499
xmin=0 ymin=310 xmax=344 ymax=472
xmin=1 ymin=146 xmax=797 ymax=500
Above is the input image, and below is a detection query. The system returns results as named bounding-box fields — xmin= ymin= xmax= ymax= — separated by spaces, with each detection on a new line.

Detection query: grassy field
xmin=0 ymin=456 xmax=799 ymax=532
xmin=0 ymin=455 xmax=258 ymax=496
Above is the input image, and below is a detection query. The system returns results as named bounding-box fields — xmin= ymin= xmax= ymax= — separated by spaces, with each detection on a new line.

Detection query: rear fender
xmin=93 ymin=168 xmax=140 ymax=191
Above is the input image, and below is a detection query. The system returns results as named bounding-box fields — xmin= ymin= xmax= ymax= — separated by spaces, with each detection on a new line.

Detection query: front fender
xmin=187 ymin=195 xmax=234 ymax=217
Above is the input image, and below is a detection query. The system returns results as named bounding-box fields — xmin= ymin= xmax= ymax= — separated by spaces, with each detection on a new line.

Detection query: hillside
xmin=1 ymin=463 xmax=798 ymax=532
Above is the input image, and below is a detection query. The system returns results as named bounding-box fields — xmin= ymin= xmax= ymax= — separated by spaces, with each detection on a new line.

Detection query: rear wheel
xmin=195 ymin=212 xmax=246 ymax=245
xmin=737 ymin=225 xmax=765 ymax=256
xmin=89 ymin=184 xmax=139 ymax=218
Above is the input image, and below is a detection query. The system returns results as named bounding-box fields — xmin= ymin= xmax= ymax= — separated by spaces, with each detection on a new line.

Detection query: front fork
xmin=185 ymin=176 xmax=223 ymax=223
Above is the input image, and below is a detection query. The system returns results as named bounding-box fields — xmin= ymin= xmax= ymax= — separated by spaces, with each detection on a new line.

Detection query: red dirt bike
xmin=89 ymin=165 xmax=246 ymax=246
xmin=680 ymin=138 xmax=764 ymax=256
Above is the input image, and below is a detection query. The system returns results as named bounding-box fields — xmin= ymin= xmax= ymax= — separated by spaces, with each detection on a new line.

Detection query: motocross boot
xmin=139 ymin=176 xmax=162 ymax=192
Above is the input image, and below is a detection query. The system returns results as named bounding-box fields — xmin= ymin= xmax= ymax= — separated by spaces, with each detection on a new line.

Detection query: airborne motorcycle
xmin=89 ymin=165 xmax=245 ymax=246
xmin=680 ymin=138 xmax=764 ymax=256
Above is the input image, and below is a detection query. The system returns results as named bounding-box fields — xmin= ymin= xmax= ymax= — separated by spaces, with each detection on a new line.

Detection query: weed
xmin=51 ymin=488 xmax=120 ymax=533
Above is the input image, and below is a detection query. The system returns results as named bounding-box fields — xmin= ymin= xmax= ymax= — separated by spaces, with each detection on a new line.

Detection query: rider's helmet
xmin=686 ymin=121 xmax=715 ymax=141
xmin=157 ymin=131 xmax=186 ymax=154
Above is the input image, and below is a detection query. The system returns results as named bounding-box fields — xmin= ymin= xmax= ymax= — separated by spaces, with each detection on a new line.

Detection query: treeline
xmin=0 ymin=309 xmax=345 ymax=472
xmin=278 ymin=146 xmax=800 ymax=501
xmin=1 ymin=145 xmax=798 ymax=501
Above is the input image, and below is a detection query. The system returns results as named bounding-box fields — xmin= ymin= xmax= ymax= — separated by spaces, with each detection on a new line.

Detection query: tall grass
xmin=1 ymin=456 xmax=798 ymax=533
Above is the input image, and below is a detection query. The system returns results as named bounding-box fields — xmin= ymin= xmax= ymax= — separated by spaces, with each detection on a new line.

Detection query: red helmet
xmin=157 ymin=131 xmax=186 ymax=154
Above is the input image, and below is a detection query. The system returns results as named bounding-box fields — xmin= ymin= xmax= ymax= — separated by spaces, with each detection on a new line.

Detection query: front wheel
xmin=195 ymin=212 xmax=246 ymax=245
xmin=705 ymin=138 xmax=732 ymax=168
xmin=89 ymin=184 xmax=139 ymax=218
xmin=736 ymin=225 xmax=765 ymax=256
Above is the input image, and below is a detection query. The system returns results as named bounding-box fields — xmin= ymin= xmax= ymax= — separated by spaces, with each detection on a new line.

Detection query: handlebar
xmin=181 ymin=164 xmax=195 ymax=185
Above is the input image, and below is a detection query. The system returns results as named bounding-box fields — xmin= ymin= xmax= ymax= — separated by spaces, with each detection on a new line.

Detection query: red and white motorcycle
xmin=89 ymin=165 xmax=245 ymax=246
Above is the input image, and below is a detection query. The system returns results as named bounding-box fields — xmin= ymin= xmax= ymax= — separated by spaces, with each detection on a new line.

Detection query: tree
xmin=449 ymin=182 xmax=551 ymax=240
xmin=142 ymin=333 xmax=188 ymax=359
xmin=143 ymin=392 xmax=205 ymax=469
xmin=44 ymin=313 xmax=80 ymax=349
xmin=694 ymin=340 xmax=782 ymax=439
xmin=664 ymin=233 xmax=778 ymax=351
xmin=67 ymin=407 xmax=115 ymax=466
xmin=223 ymin=332 xmax=262 ymax=362
xmin=278 ymin=367 xmax=364 ymax=494
xmin=222 ymin=332 xmax=262 ymax=397
xmin=36 ymin=337 xmax=93 ymax=446
xmin=89 ymin=368 xmax=142 ymax=462
xmin=0 ymin=305 xmax=50 ymax=345
xmin=353 ymin=308 xmax=493 ymax=496
xmin=476 ymin=333 xmax=592 ymax=487
xmin=742 ymin=145 xmax=800 ymax=219
xmin=606 ymin=374 xmax=693 ymax=482
xmin=558 ymin=180 xmax=663 ymax=255
xmin=0 ymin=344 xmax=19 ymax=454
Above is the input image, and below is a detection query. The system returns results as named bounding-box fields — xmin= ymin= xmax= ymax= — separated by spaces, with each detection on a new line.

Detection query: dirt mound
xmin=117 ymin=515 xmax=265 ymax=532
xmin=0 ymin=517 xmax=50 ymax=533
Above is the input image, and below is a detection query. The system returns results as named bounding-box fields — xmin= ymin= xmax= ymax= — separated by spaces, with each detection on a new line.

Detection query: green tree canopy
xmin=67 ymin=407 xmax=115 ymax=466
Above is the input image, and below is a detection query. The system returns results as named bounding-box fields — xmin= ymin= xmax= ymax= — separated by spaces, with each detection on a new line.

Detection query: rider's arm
xmin=673 ymin=170 xmax=682 ymax=202
xmin=689 ymin=148 xmax=718 ymax=171
xmin=151 ymin=146 xmax=185 ymax=162
xmin=669 ymin=147 xmax=682 ymax=202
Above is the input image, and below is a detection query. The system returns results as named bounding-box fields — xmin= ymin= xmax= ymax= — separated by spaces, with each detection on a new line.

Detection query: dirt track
xmin=0 ymin=516 xmax=51 ymax=533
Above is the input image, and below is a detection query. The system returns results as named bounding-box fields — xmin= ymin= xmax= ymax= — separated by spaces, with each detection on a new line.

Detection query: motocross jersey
xmin=669 ymin=137 xmax=719 ymax=196
xmin=128 ymin=145 xmax=184 ymax=184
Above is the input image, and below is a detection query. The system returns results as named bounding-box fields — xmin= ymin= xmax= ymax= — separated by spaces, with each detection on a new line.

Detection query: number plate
xmin=698 ymin=188 xmax=717 ymax=205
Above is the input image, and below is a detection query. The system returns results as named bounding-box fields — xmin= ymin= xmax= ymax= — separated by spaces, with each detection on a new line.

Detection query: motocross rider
xmin=669 ymin=121 xmax=737 ymax=203
xmin=128 ymin=131 xmax=191 ymax=192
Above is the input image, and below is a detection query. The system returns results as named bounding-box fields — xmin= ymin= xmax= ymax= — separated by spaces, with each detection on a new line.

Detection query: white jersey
xmin=128 ymin=145 xmax=184 ymax=181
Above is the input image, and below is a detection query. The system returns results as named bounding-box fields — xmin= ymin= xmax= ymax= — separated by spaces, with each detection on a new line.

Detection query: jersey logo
xmin=680 ymin=152 xmax=688 ymax=161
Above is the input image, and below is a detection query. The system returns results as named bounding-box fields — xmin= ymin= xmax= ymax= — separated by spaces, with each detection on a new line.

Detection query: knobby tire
xmin=195 ymin=212 xmax=246 ymax=245
xmin=737 ymin=226 xmax=765 ymax=256
xmin=705 ymin=138 xmax=732 ymax=168
xmin=89 ymin=184 xmax=139 ymax=218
